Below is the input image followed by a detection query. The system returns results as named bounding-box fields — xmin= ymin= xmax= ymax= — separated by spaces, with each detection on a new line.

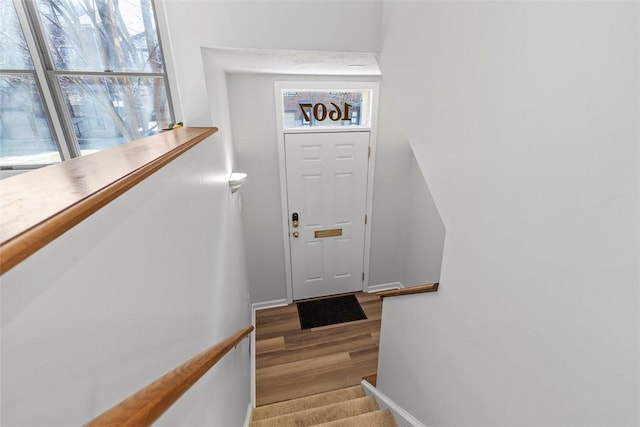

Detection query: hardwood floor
xmin=255 ymin=292 xmax=382 ymax=407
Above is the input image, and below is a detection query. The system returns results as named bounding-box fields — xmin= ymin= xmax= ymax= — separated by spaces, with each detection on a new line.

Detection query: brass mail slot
xmin=314 ymin=228 xmax=343 ymax=238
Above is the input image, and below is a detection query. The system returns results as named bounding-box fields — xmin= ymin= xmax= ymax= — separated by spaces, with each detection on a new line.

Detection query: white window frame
xmin=1 ymin=0 xmax=174 ymax=172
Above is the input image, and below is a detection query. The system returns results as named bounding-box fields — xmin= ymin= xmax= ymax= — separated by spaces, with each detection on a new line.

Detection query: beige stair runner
xmin=250 ymin=385 xmax=397 ymax=427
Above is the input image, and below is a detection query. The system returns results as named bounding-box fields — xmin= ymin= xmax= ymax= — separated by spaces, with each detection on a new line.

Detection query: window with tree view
xmin=0 ymin=0 xmax=60 ymax=166
xmin=0 ymin=0 xmax=173 ymax=168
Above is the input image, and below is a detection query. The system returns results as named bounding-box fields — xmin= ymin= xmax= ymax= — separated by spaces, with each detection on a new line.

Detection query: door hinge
xmin=365 ymin=214 xmax=368 ymax=224
xmin=362 ymin=272 xmax=365 ymax=282
xmin=368 ymin=146 xmax=371 ymax=158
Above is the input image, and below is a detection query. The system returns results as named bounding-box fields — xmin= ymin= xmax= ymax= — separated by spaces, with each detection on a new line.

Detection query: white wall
xmin=367 ymin=85 xmax=411 ymax=286
xmin=225 ymin=72 xmax=290 ymax=303
xmin=158 ymin=0 xmax=383 ymax=127
xmin=370 ymin=85 xmax=446 ymax=288
xmin=157 ymin=0 xmax=386 ymax=303
xmin=0 ymin=134 xmax=252 ymax=426
xmin=377 ymin=1 xmax=639 ymax=426
xmin=400 ymin=150 xmax=445 ymax=286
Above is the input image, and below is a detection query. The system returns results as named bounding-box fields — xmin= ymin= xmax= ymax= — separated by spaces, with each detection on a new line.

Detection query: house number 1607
xmin=299 ymin=102 xmax=352 ymax=122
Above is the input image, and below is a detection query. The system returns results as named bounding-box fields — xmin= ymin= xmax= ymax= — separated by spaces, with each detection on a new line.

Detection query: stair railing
xmin=377 ymin=282 xmax=439 ymax=299
xmin=85 ymin=325 xmax=254 ymax=427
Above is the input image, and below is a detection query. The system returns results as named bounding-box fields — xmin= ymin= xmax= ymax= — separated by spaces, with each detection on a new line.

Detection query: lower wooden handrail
xmin=85 ymin=325 xmax=254 ymax=427
xmin=377 ymin=282 xmax=439 ymax=299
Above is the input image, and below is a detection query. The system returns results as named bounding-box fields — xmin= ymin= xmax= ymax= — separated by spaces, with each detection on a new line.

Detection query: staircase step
xmin=249 ymin=396 xmax=378 ymax=427
xmin=315 ymin=409 xmax=397 ymax=427
xmin=251 ymin=385 xmax=365 ymax=421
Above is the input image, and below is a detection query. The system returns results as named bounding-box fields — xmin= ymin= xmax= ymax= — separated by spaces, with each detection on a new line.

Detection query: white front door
xmin=284 ymin=131 xmax=370 ymax=300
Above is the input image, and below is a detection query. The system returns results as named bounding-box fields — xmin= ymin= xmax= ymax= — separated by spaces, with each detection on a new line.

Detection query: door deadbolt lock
xmin=292 ymin=231 xmax=300 ymax=238
xmin=292 ymin=212 xmax=299 ymax=228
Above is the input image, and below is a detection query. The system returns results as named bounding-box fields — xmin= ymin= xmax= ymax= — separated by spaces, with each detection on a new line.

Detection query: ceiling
xmin=203 ymin=47 xmax=381 ymax=76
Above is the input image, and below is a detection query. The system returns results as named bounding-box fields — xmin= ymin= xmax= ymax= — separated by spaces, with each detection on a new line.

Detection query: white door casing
xmin=285 ymin=132 xmax=370 ymax=300
xmin=275 ymin=81 xmax=379 ymax=303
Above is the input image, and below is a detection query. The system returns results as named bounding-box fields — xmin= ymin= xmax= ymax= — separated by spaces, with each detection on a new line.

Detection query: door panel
xmin=285 ymin=131 xmax=369 ymax=300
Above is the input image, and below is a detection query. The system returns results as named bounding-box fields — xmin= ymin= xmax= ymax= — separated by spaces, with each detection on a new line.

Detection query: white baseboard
xmin=250 ymin=298 xmax=289 ymax=409
xmin=243 ymin=402 xmax=252 ymax=427
xmin=252 ymin=299 xmax=288 ymax=311
xmin=361 ymin=379 xmax=425 ymax=427
xmin=250 ymin=305 xmax=256 ymax=409
xmin=367 ymin=282 xmax=403 ymax=293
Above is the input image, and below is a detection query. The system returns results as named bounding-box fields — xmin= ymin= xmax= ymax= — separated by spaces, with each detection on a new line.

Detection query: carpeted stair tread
xmin=249 ymin=396 xmax=378 ymax=427
xmin=251 ymin=385 xmax=365 ymax=421
xmin=315 ymin=409 xmax=397 ymax=427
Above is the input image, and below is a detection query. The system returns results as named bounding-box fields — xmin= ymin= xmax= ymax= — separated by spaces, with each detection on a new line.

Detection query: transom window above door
xmin=281 ymin=90 xmax=372 ymax=129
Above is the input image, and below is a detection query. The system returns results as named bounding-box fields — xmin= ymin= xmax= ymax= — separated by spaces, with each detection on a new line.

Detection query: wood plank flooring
xmin=255 ymin=292 xmax=382 ymax=407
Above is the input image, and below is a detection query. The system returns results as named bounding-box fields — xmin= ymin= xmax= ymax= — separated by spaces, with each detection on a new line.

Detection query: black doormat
xmin=296 ymin=294 xmax=367 ymax=329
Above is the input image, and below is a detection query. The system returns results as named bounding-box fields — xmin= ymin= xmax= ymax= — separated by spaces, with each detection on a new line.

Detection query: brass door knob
xmin=292 ymin=231 xmax=300 ymax=238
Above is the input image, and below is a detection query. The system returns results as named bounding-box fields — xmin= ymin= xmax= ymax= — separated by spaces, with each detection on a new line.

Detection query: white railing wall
xmin=0 ymin=134 xmax=252 ymax=426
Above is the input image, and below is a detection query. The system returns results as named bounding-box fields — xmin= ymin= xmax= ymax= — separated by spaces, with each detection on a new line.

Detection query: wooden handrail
xmin=85 ymin=325 xmax=253 ymax=427
xmin=377 ymin=282 xmax=439 ymax=299
xmin=0 ymin=127 xmax=217 ymax=275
